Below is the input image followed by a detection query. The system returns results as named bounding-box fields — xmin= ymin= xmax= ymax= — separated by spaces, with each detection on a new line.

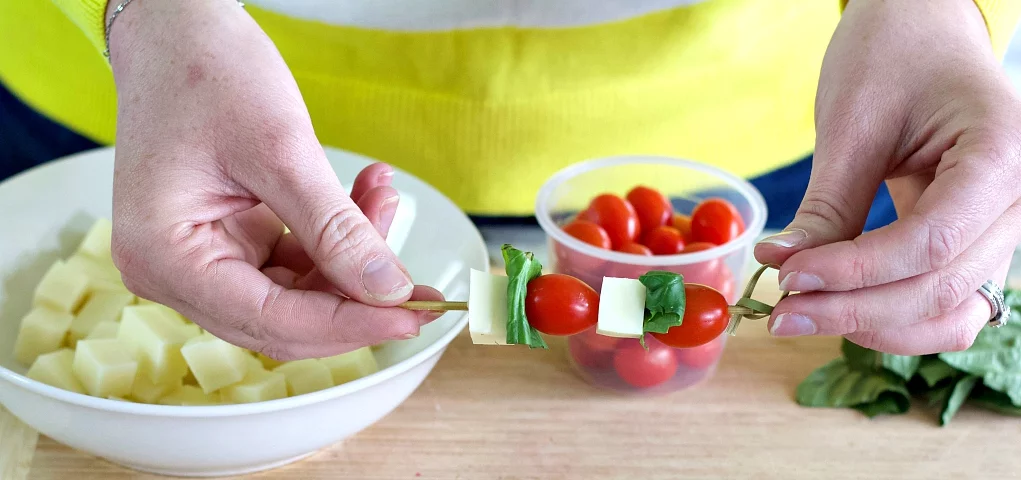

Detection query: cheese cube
xmin=244 ymin=354 xmax=265 ymax=372
xmin=467 ymin=269 xmax=509 ymax=345
xmin=118 ymin=307 xmax=191 ymax=384
xmin=73 ymin=339 xmax=138 ymax=398
xmin=157 ymin=385 xmax=221 ymax=406
xmin=14 ymin=307 xmax=74 ymax=365
xmin=26 ymin=348 xmax=86 ymax=394
xmin=222 ymin=369 xmax=288 ymax=404
xmin=76 ymin=218 xmax=113 ymax=261
xmin=256 ymin=352 xmax=284 ymax=370
xmin=33 ymin=260 xmax=90 ymax=313
xmin=65 ymin=254 xmax=128 ymax=295
xmin=85 ymin=320 xmax=121 ymax=340
xmin=183 ymin=371 xmax=198 ymax=386
xmin=596 ymin=277 xmax=647 ymax=339
xmin=178 ymin=323 xmax=202 ymax=339
xmin=273 ymin=360 xmax=334 ymax=396
xmin=180 ymin=333 xmax=250 ymax=393
xmin=69 ymin=291 xmax=135 ymax=344
xmin=130 ymin=371 xmax=181 ymax=404
xmin=319 ymin=347 xmax=379 ymax=385
xmin=135 ymin=297 xmax=159 ymax=307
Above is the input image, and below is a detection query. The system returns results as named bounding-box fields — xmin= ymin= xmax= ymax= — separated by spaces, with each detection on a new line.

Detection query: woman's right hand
xmin=106 ymin=0 xmax=442 ymax=360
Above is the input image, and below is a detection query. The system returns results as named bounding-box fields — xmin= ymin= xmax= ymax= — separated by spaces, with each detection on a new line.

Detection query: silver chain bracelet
xmin=103 ymin=0 xmax=246 ymax=60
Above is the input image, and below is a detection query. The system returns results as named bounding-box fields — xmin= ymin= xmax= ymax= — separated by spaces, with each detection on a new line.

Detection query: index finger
xmin=169 ymin=258 xmax=439 ymax=360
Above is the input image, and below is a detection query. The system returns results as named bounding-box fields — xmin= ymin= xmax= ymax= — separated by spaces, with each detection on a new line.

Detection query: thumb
xmin=754 ymin=144 xmax=887 ymax=268
xmin=240 ymin=147 xmax=413 ymax=306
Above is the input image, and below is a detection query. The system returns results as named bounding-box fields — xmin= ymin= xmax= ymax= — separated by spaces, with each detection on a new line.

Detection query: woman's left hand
xmin=754 ymin=0 xmax=1021 ymax=355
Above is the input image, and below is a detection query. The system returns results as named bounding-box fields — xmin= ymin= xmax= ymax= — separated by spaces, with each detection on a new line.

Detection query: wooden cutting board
xmin=4 ymin=270 xmax=1021 ymax=479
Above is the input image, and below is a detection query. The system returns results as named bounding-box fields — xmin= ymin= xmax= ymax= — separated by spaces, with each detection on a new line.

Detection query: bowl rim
xmin=0 ymin=146 xmax=486 ymax=417
xmin=534 ymin=155 xmax=768 ymax=266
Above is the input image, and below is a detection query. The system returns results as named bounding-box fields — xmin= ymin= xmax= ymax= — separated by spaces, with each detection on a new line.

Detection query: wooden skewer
xmin=399 ymin=301 xmax=758 ymax=317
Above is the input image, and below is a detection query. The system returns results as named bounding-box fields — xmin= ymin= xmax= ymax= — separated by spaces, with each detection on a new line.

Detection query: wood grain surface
xmin=5 ymin=270 xmax=1021 ymax=479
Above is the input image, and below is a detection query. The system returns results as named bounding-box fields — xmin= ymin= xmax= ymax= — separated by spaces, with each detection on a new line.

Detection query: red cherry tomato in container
xmin=613 ymin=338 xmax=678 ymax=388
xmin=616 ymin=242 xmax=652 ymax=256
xmin=651 ymin=284 xmax=729 ymax=348
xmin=569 ymin=328 xmax=620 ymax=369
xmin=675 ymin=337 xmax=724 ymax=370
xmin=671 ymin=213 xmax=693 ymax=242
xmin=581 ymin=194 xmax=639 ymax=249
xmin=563 ymin=220 xmax=612 ymax=249
xmin=641 ymin=226 xmax=685 ymax=255
xmin=690 ymin=198 xmax=745 ymax=245
xmin=525 ymin=274 xmax=600 ymax=336
xmin=626 ymin=186 xmax=672 ymax=234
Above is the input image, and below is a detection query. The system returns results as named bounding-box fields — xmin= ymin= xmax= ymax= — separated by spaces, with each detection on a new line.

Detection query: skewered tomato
xmin=613 ymin=338 xmax=678 ymax=388
xmin=524 ymin=274 xmax=599 ymax=336
xmin=580 ymin=194 xmax=639 ymax=249
xmin=690 ymin=198 xmax=744 ymax=245
xmin=641 ymin=226 xmax=685 ymax=255
xmin=626 ymin=186 xmax=672 ymax=234
xmin=651 ymin=284 xmax=728 ymax=348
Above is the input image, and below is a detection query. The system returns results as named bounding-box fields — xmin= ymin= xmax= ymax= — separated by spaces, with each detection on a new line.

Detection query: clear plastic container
xmin=535 ymin=156 xmax=767 ymax=395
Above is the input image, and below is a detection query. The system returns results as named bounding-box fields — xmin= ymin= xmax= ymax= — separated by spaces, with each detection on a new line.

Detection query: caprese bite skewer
xmin=398 ymin=244 xmax=778 ymax=350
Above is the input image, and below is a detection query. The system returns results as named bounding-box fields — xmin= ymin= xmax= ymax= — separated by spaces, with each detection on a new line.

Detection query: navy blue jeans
xmin=0 ymin=83 xmax=897 ymax=231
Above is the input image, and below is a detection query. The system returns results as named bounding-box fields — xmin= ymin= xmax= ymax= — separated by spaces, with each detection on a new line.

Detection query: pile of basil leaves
xmin=797 ymin=289 xmax=1021 ymax=425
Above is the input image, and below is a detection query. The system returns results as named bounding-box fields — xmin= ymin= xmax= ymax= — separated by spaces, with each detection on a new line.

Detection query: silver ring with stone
xmin=977 ymin=280 xmax=1009 ymax=328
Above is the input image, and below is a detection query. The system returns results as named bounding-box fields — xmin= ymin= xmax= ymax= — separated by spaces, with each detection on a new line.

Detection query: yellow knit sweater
xmin=1 ymin=0 xmax=1018 ymax=216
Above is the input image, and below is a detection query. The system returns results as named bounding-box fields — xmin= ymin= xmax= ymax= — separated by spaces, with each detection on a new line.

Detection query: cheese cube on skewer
xmin=467 ymin=269 xmax=509 ymax=345
xmin=69 ymin=291 xmax=135 ymax=345
xmin=14 ymin=307 xmax=74 ymax=365
xmin=597 ymin=277 xmax=647 ymax=339
xmin=26 ymin=349 xmax=86 ymax=394
xmin=33 ymin=260 xmax=90 ymax=313
xmin=73 ymin=339 xmax=138 ymax=398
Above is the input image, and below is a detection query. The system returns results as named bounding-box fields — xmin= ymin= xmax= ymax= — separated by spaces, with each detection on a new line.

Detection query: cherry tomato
xmin=690 ymin=198 xmax=745 ymax=245
xmin=682 ymin=242 xmax=716 ymax=254
xmin=613 ymin=338 xmax=678 ymax=388
xmin=671 ymin=213 xmax=693 ymax=242
xmin=675 ymin=337 xmax=724 ymax=370
xmin=641 ymin=225 xmax=685 ymax=255
xmin=626 ymin=186 xmax=672 ymax=234
xmin=562 ymin=220 xmax=612 ymax=250
xmin=580 ymin=194 xmax=639 ymax=249
xmin=569 ymin=337 xmax=614 ymax=369
xmin=616 ymin=242 xmax=653 ymax=256
xmin=525 ymin=274 xmax=600 ymax=336
xmin=673 ymin=242 xmax=722 ymax=287
xmin=575 ymin=326 xmax=621 ymax=352
xmin=652 ymin=284 xmax=728 ymax=348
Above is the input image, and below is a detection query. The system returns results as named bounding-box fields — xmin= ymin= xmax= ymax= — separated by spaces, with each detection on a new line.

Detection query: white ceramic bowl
xmin=0 ymin=147 xmax=488 ymax=477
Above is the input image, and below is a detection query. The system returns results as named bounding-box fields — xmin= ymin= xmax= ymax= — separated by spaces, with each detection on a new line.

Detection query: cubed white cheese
xmin=467 ymin=269 xmax=509 ymax=345
xmin=76 ymin=218 xmax=113 ymax=261
xmin=596 ymin=277 xmax=647 ymax=339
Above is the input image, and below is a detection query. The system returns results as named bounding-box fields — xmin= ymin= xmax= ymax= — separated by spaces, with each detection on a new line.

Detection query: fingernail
xmin=757 ymin=228 xmax=807 ymax=248
xmin=770 ymin=313 xmax=817 ymax=337
xmin=779 ymin=271 xmax=825 ymax=292
xmin=398 ymin=332 xmax=418 ymax=340
xmin=378 ymin=168 xmax=394 ymax=182
xmin=378 ymin=195 xmax=399 ymax=233
xmin=361 ymin=257 xmax=413 ymax=301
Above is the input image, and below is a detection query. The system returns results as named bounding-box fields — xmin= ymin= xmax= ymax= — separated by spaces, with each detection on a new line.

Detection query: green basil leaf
xmin=939 ymin=335 xmax=1021 ymax=405
xmin=939 ymin=375 xmax=979 ymax=426
xmin=841 ymin=339 xmax=880 ymax=371
xmin=638 ymin=271 xmax=686 ymax=336
xmin=882 ymin=353 xmax=921 ymax=381
xmin=501 ymin=244 xmax=547 ymax=349
xmin=916 ymin=357 xmax=959 ymax=388
xmin=796 ymin=358 xmax=910 ymax=417
xmin=927 ymin=382 xmax=955 ymax=409
xmin=854 ymin=393 xmax=911 ymax=418
xmin=970 ymin=386 xmax=1021 ymax=417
